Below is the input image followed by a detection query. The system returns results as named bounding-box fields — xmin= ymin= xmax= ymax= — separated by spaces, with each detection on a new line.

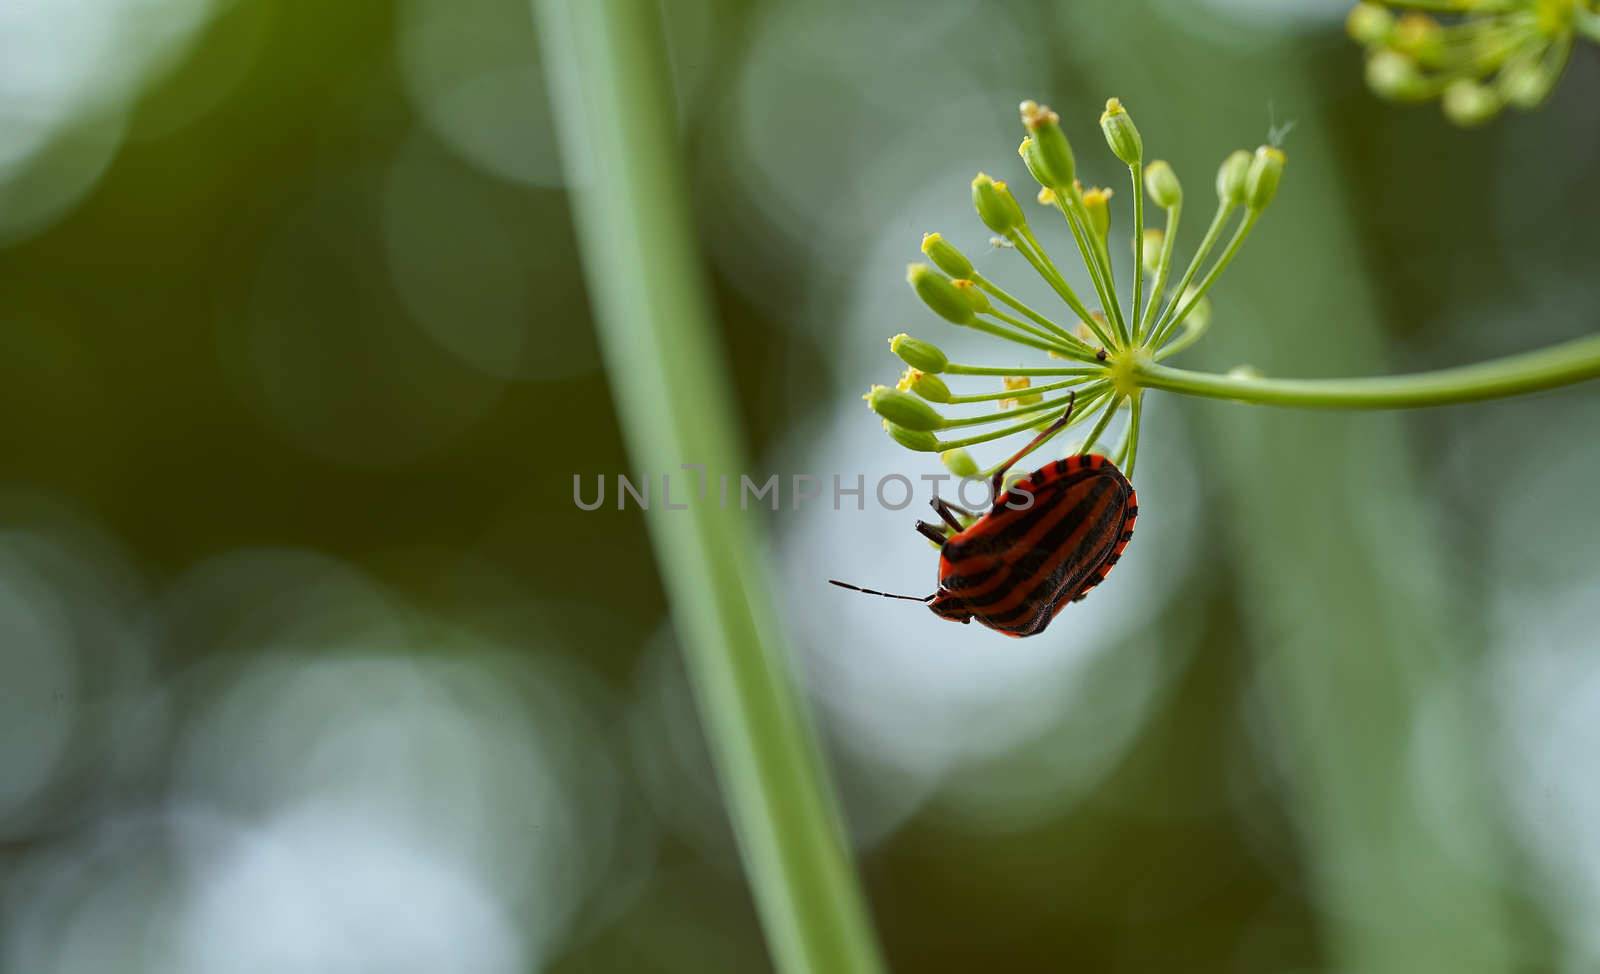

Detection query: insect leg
xmin=929 ymin=497 xmax=970 ymax=532
xmin=915 ymin=520 xmax=950 ymax=546
xmin=989 ymin=390 xmax=1077 ymax=502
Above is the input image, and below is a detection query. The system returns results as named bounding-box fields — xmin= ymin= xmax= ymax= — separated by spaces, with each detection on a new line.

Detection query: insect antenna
xmin=828 ymin=580 xmax=935 ymax=603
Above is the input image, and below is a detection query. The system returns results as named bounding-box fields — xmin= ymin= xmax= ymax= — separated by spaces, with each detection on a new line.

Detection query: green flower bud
xmin=1393 ymin=13 xmax=1441 ymax=62
xmin=889 ymin=333 xmax=948 ymax=373
xmin=971 ymin=173 xmax=1025 ymax=234
xmin=1081 ymin=187 xmax=1113 ymax=240
xmin=1217 ymin=150 xmax=1251 ymax=205
xmin=1018 ymin=137 xmax=1052 ymax=190
xmin=1018 ymin=100 xmax=1076 ymax=188
xmin=1442 ymin=79 xmax=1500 ymax=127
xmin=1346 ymin=2 xmax=1394 ymax=44
xmin=940 ymin=448 xmax=980 ymax=478
xmin=1099 ymin=97 xmax=1143 ymax=165
xmin=1500 ymin=60 xmax=1558 ymax=109
xmin=1139 ymin=228 xmax=1164 ymax=275
xmin=1144 ymin=159 xmax=1182 ymax=208
xmin=907 ymin=263 xmax=976 ymax=325
xmin=883 ymin=420 xmax=941 ymax=453
xmin=899 ymin=368 xmax=952 ymax=403
xmin=866 ymin=385 xmax=946 ymax=431
xmin=920 ymin=232 xmax=973 ymax=278
xmin=1366 ymin=50 xmax=1425 ymax=100
xmin=952 ymin=278 xmax=991 ymax=313
xmin=1245 ymin=146 xmax=1285 ymax=212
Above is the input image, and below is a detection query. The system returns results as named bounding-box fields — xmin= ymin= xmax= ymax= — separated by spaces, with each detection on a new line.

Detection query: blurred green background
xmin=2 ymin=0 xmax=1599 ymax=971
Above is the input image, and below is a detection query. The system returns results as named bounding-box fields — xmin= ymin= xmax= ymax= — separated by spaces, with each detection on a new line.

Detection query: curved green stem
xmin=1122 ymin=393 xmax=1143 ymax=477
xmin=1076 ymin=394 xmax=1123 ymax=453
xmin=1008 ymin=227 xmax=1113 ymax=348
xmin=1130 ymin=332 xmax=1600 ymax=408
xmin=1149 ymin=209 xmax=1258 ymax=350
xmin=537 ymin=3 xmax=883 ymax=972
xmin=1154 ymin=314 xmax=1211 ymax=361
xmin=946 ymin=362 xmax=1100 ymax=377
xmin=983 ymin=309 xmax=1098 ymax=360
xmin=945 ymin=375 xmax=1090 ymax=404
xmin=1129 ymin=163 xmax=1145 ymax=346
xmin=939 ymin=383 xmax=1112 ymax=450
xmin=976 ymin=385 xmax=1114 ymax=476
xmin=1148 ymin=200 xmax=1235 ymax=347
xmin=1138 ymin=202 xmax=1180 ymax=341
xmin=1058 ymin=186 xmax=1128 ymax=344
xmin=971 ymin=272 xmax=1088 ymax=348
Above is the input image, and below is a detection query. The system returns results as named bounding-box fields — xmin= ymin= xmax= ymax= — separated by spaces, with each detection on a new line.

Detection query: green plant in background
xmin=1347 ymin=0 xmax=1600 ymax=125
xmin=868 ymin=96 xmax=1600 ymax=495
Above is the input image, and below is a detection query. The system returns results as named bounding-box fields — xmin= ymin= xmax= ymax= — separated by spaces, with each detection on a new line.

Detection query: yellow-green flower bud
xmin=940 ymin=448 xmax=979 ymax=478
xmin=1035 ymin=185 xmax=1057 ymax=206
xmin=1245 ymin=146 xmax=1285 ymax=212
xmin=889 ymin=333 xmax=948 ymax=373
xmin=1501 ymin=60 xmax=1558 ymax=109
xmin=1346 ymin=2 xmax=1393 ymax=44
xmin=1081 ymin=187 xmax=1113 ymax=240
xmin=898 ymin=368 xmax=952 ymax=403
xmin=907 ymin=263 xmax=976 ymax=325
xmin=884 ymin=420 xmax=941 ymax=453
xmin=1366 ymin=50 xmax=1425 ymax=100
xmin=1139 ymin=228 xmax=1164 ymax=275
xmin=866 ymin=385 xmax=945 ymax=431
xmin=920 ymin=232 xmax=973 ymax=278
xmin=1393 ymin=13 xmax=1441 ymax=61
xmin=1442 ymin=80 xmax=1500 ymax=127
xmin=971 ymin=173 xmax=1024 ymax=234
xmin=1217 ymin=150 xmax=1251 ymax=205
xmin=1018 ymin=100 xmax=1076 ymax=188
xmin=1018 ymin=137 xmax=1052 ymax=191
xmin=1099 ymin=97 xmax=1143 ymax=166
xmin=1144 ymin=159 xmax=1182 ymax=208
xmin=952 ymin=278 xmax=991 ymax=314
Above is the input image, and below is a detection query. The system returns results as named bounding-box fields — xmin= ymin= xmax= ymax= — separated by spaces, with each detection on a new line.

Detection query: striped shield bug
xmin=831 ymin=392 xmax=1138 ymax=638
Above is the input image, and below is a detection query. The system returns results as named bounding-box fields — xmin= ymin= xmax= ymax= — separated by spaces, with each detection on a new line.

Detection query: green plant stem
xmin=942 ymin=382 xmax=1112 ymax=451
xmin=1149 ymin=210 xmax=1258 ymax=350
xmin=976 ymin=385 xmax=1114 ymax=475
xmin=1130 ymin=163 xmax=1145 ymax=345
xmin=1138 ymin=202 xmax=1181 ymax=340
xmin=968 ymin=317 xmax=1085 ymax=358
xmin=983 ymin=309 xmax=1097 ymax=360
xmin=1076 ymin=394 xmax=1123 ymax=453
xmin=1147 ymin=200 xmax=1235 ymax=345
xmin=1010 ymin=226 xmax=1113 ymax=348
xmin=945 ymin=376 xmax=1089 ymax=404
xmin=1056 ymin=189 xmax=1128 ymax=343
xmin=1122 ymin=393 xmax=1143 ymax=476
xmin=941 ymin=390 xmax=1078 ymax=429
xmin=1131 ymin=332 xmax=1600 ymax=408
xmin=535 ymin=4 xmax=884 ymax=973
xmin=1154 ymin=315 xmax=1211 ymax=361
xmin=945 ymin=363 xmax=1099 ymax=377
xmin=971 ymin=272 xmax=1089 ymax=349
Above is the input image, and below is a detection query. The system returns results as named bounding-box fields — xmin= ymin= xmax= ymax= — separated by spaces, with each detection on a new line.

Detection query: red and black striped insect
xmin=831 ymin=393 xmax=1137 ymax=637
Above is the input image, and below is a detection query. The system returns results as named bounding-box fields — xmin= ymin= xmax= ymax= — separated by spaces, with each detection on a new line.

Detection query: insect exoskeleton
xmin=830 ymin=393 xmax=1138 ymax=637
